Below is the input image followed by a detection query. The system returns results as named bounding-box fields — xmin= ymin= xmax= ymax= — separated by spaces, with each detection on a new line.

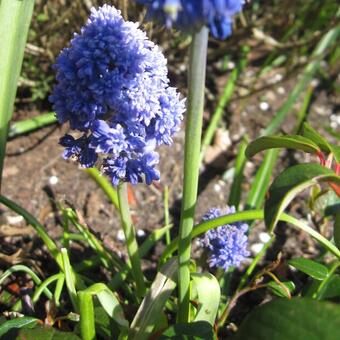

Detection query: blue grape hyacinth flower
xmin=50 ymin=5 xmax=185 ymax=186
xmin=137 ymin=0 xmax=245 ymax=39
xmin=200 ymin=206 xmax=250 ymax=270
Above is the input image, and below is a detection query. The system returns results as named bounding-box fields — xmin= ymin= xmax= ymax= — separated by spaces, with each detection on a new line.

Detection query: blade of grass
xmin=32 ymin=273 xmax=64 ymax=304
xmin=228 ymin=138 xmax=248 ymax=209
xmin=263 ymin=27 xmax=339 ymax=135
xmin=61 ymin=248 xmax=78 ymax=312
xmin=0 ymin=0 xmax=35 ymax=190
xmin=85 ymin=168 xmax=119 ymax=209
xmin=109 ymin=224 xmax=172 ymax=290
xmin=117 ymin=182 xmax=146 ymax=298
xmin=200 ymin=47 xmax=248 ymax=162
xmin=245 ymin=149 xmax=279 ymax=210
xmin=8 ymin=112 xmax=57 ymax=139
xmin=160 ymin=210 xmax=340 ymax=260
xmin=0 ymin=265 xmax=52 ymax=300
xmin=0 ymin=195 xmax=63 ymax=269
xmin=164 ymin=185 xmax=171 ymax=245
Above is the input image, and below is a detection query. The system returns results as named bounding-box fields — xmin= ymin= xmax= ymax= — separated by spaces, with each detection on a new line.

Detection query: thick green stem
xmin=178 ymin=27 xmax=209 ymax=322
xmin=117 ymin=182 xmax=146 ymax=297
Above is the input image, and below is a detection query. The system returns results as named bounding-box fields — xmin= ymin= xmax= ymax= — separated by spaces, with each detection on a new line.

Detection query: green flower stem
xmin=78 ymin=291 xmax=96 ymax=340
xmin=117 ymin=182 xmax=146 ymax=297
xmin=178 ymin=26 xmax=209 ymax=322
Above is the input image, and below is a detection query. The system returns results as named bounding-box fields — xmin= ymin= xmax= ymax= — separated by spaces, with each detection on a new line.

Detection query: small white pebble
xmin=273 ymin=73 xmax=283 ymax=82
xmin=116 ymin=229 xmax=125 ymax=242
xmin=311 ymin=79 xmax=319 ymax=87
xmin=214 ymin=183 xmax=222 ymax=193
xmin=330 ymin=121 xmax=338 ymax=129
xmin=250 ymin=243 xmax=264 ymax=255
xmin=48 ymin=175 xmax=59 ymax=186
xmin=137 ymin=229 xmax=146 ymax=237
xmin=259 ymin=232 xmax=271 ymax=243
xmin=227 ymin=61 xmax=235 ymax=69
xmin=277 ymin=86 xmax=285 ymax=95
xmin=7 ymin=215 xmax=24 ymax=225
xmin=259 ymin=102 xmax=270 ymax=111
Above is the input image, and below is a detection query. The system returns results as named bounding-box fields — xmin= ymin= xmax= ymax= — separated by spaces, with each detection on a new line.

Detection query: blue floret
xmin=200 ymin=206 xmax=250 ymax=270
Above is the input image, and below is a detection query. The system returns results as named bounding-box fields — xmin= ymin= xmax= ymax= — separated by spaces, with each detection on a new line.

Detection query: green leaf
xmin=160 ymin=321 xmax=216 ymax=340
xmin=0 ymin=195 xmax=63 ymax=269
xmin=267 ymin=281 xmax=295 ymax=298
xmin=14 ymin=326 xmax=81 ymax=340
xmin=264 ymin=163 xmax=339 ymax=231
xmin=0 ymin=0 xmax=35 ymax=186
xmin=0 ymin=317 xmax=39 ymax=338
xmin=302 ymin=123 xmax=331 ymax=154
xmin=82 ymin=283 xmax=128 ymax=329
xmin=8 ymin=112 xmax=57 ymax=139
xmin=234 ymin=298 xmax=340 ymax=340
xmin=191 ymin=273 xmax=220 ymax=326
xmin=93 ymin=307 xmax=115 ymax=339
xmin=85 ymin=283 xmax=129 ymax=328
xmin=78 ymin=291 xmax=95 ymax=340
xmin=245 ymin=135 xmax=320 ymax=159
xmin=228 ymin=139 xmax=247 ymax=209
xmin=130 ymin=258 xmax=177 ymax=340
xmin=288 ymin=258 xmax=329 ymax=280
xmin=302 ymin=123 xmax=340 ymax=164
xmin=246 ymin=149 xmax=279 ymax=210
xmin=316 ymin=274 xmax=340 ymax=299
xmin=61 ymin=248 xmax=78 ymax=312
xmin=85 ymin=168 xmax=119 ymax=209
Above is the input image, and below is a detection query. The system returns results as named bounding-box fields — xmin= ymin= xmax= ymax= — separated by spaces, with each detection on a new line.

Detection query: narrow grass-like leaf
xmin=61 ymin=248 xmax=78 ymax=312
xmin=109 ymin=224 xmax=172 ymax=291
xmin=302 ymin=123 xmax=340 ymax=163
xmin=85 ymin=168 xmax=119 ymax=209
xmin=288 ymin=258 xmax=329 ymax=280
xmin=0 ymin=0 xmax=35 ymax=188
xmin=245 ymin=135 xmax=320 ymax=159
xmin=201 ymin=47 xmax=248 ymax=162
xmin=265 ymin=163 xmax=340 ymax=231
xmin=65 ymin=208 xmax=125 ymax=271
xmin=8 ymin=112 xmax=57 ymax=139
xmin=228 ymin=139 xmax=247 ymax=209
xmin=83 ymin=283 xmax=128 ymax=329
xmin=0 ymin=265 xmax=52 ymax=300
xmin=0 ymin=195 xmax=63 ymax=268
xmin=191 ymin=273 xmax=220 ymax=326
xmin=245 ymin=149 xmax=278 ymax=210
xmin=263 ymin=27 xmax=340 ymax=135
xmin=130 ymin=258 xmax=177 ymax=340
xmin=160 ymin=210 xmax=340 ymax=261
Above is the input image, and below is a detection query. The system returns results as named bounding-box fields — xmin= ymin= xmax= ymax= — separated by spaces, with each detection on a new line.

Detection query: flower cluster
xmin=200 ymin=206 xmax=250 ymax=270
xmin=50 ymin=5 xmax=185 ymax=186
xmin=137 ymin=0 xmax=245 ymax=39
